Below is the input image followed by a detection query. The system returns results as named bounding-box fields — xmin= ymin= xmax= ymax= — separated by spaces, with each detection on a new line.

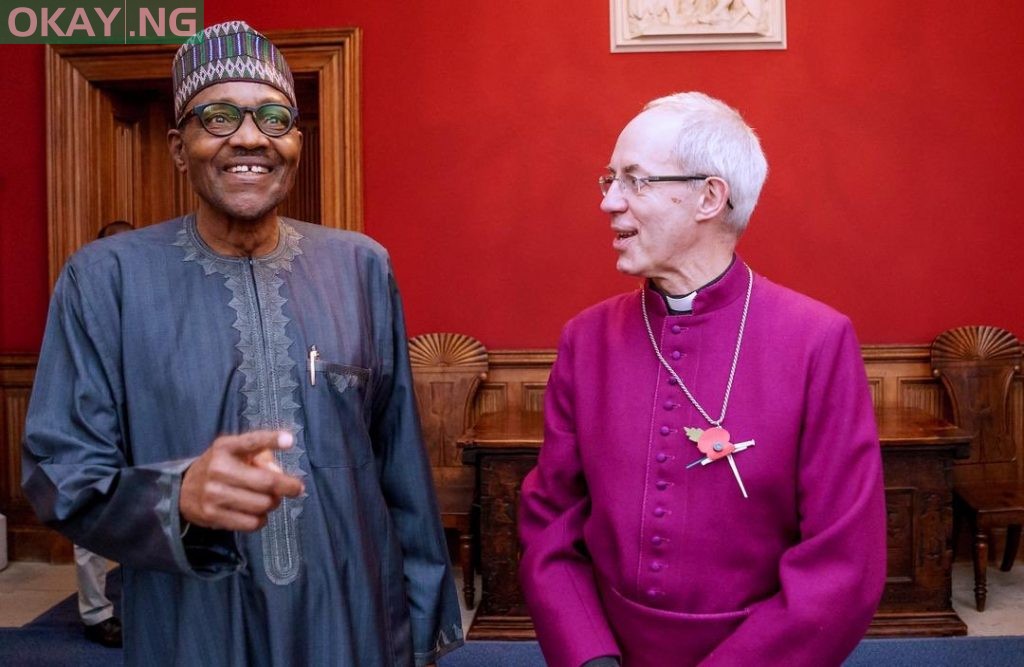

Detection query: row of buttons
xmin=645 ymin=323 xmax=689 ymax=599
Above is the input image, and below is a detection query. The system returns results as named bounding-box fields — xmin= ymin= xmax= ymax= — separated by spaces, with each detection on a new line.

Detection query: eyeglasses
xmin=178 ymin=102 xmax=299 ymax=138
xmin=599 ymin=173 xmax=734 ymax=209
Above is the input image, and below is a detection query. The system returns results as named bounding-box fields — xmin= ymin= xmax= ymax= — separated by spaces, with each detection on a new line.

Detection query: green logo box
xmin=2 ymin=0 xmax=204 ymax=44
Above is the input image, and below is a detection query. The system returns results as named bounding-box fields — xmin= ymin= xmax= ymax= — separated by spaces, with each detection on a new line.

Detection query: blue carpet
xmin=442 ymin=638 xmax=1024 ymax=666
xmin=2 ymin=570 xmax=1023 ymax=666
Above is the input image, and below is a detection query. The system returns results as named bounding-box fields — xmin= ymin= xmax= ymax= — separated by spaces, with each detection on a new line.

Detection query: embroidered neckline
xmin=175 ymin=213 xmax=302 ymax=274
xmin=174 ymin=214 xmax=307 ymax=585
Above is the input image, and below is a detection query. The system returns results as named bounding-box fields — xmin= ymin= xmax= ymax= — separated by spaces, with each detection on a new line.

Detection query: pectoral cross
xmin=684 ymin=426 xmax=755 ymax=498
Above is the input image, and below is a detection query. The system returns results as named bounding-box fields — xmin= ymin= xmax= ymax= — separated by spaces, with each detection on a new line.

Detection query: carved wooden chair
xmin=931 ymin=325 xmax=1024 ymax=611
xmin=409 ymin=333 xmax=488 ymax=608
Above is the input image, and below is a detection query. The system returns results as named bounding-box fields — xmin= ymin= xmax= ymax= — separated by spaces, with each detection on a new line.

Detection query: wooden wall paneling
xmin=522 ymin=384 xmax=547 ymax=413
xmin=138 ymin=96 xmax=185 ymax=221
xmin=107 ymin=87 xmax=163 ymax=227
xmin=469 ymin=346 xmax=1013 ymax=441
xmin=867 ymin=377 xmax=884 ymax=410
xmin=862 ymin=345 xmax=933 ymax=411
xmin=899 ymin=379 xmax=946 ymax=418
xmin=282 ymin=119 xmax=321 ymax=223
xmin=46 ymin=50 xmax=90 ymax=282
xmin=471 ymin=350 xmax=554 ymax=422
xmin=114 ymin=116 xmax=135 ymax=222
xmin=0 ymin=357 xmax=33 ymax=508
xmin=470 ymin=344 xmax=1022 ymax=573
xmin=278 ymin=75 xmax=320 ymax=223
xmin=98 ymin=90 xmax=115 ymax=225
xmin=0 ymin=355 xmax=71 ymax=562
xmin=5 ymin=345 xmax=1022 ymax=565
xmin=475 ymin=384 xmax=508 ymax=420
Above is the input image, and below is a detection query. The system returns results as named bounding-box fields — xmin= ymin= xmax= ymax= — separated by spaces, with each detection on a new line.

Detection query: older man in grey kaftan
xmin=22 ymin=20 xmax=462 ymax=667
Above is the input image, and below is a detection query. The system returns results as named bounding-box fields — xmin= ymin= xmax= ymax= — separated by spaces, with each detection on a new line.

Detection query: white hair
xmin=643 ymin=92 xmax=768 ymax=235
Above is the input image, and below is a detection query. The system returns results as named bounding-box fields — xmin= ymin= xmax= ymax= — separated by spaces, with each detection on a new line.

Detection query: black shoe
xmin=84 ymin=616 xmax=123 ymax=648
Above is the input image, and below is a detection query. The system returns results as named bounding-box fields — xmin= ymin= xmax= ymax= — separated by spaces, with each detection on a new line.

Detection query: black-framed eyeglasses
xmin=599 ymin=173 xmax=734 ymax=209
xmin=177 ymin=102 xmax=299 ymax=138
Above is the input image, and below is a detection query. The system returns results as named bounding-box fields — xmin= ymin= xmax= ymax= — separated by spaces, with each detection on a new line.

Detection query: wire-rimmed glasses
xmin=598 ymin=173 xmax=734 ymax=209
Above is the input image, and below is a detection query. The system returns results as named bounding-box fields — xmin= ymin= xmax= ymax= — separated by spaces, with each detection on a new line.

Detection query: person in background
xmin=73 ymin=543 xmax=120 ymax=647
xmin=97 ymin=220 xmax=134 ymax=238
xmin=518 ymin=92 xmax=886 ymax=666
xmin=23 ymin=21 xmax=461 ymax=666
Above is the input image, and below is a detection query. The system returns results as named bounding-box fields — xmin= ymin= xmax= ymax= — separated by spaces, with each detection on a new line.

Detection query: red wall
xmin=2 ymin=2 xmax=1022 ymax=352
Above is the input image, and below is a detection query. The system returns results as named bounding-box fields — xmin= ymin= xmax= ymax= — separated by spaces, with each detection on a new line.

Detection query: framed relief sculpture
xmin=611 ymin=0 xmax=786 ymax=52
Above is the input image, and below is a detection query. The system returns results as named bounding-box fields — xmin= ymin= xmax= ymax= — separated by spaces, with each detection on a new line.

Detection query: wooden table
xmin=869 ymin=406 xmax=971 ymax=637
xmin=459 ymin=410 xmax=544 ymax=639
xmin=458 ymin=406 xmax=972 ymax=640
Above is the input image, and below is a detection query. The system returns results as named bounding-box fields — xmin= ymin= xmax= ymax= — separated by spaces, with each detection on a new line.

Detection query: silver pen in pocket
xmin=308 ymin=345 xmax=319 ymax=386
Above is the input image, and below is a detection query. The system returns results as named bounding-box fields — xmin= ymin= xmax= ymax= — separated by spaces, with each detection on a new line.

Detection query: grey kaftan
xmin=22 ymin=216 xmax=464 ymax=666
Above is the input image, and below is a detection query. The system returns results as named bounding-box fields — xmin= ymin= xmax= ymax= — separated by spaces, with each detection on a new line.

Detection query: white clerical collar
xmin=655 ymin=256 xmax=738 ymax=314
xmin=664 ymin=291 xmax=698 ymax=313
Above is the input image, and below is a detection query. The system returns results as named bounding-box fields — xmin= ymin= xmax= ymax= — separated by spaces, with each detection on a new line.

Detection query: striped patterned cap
xmin=172 ymin=20 xmax=296 ymax=123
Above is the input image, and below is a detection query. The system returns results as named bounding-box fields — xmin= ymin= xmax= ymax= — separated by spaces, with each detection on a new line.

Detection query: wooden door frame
xmin=45 ymin=28 xmax=362 ymax=289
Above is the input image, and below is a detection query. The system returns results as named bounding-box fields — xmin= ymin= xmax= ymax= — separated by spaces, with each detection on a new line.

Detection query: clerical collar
xmin=652 ymin=256 xmax=737 ymax=315
xmin=664 ymin=291 xmax=697 ymax=314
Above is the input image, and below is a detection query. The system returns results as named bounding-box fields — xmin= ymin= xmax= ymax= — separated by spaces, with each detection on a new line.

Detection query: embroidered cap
xmin=172 ymin=20 xmax=296 ymax=124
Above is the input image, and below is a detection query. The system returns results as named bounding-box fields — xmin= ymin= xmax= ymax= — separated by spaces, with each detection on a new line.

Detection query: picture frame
xmin=611 ymin=0 xmax=786 ymax=52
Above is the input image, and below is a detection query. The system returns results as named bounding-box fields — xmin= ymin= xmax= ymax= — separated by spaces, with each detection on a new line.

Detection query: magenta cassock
xmin=519 ymin=257 xmax=886 ymax=667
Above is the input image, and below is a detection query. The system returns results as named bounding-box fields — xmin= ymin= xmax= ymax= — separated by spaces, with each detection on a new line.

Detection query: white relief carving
xmin=627 ymin=0 xmax=770 ymax=37
xmin=612 ymin=0 xmax=785 ymax=52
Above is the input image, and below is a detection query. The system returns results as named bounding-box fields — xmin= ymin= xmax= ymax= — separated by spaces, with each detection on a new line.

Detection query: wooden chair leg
xmin=973 ymin=528 xmax=989 ymax=612
xmin=460 ymin=532 xmax=475 ymax=608
xmin=1001 ymin=524 xmax=1021 ymax=572
xmin=951 ymin=500 xmax=962 ymax=562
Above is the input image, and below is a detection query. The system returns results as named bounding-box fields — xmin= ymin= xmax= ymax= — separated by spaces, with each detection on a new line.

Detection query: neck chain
xmin=641 ymin=265 xmax=754 ymax=427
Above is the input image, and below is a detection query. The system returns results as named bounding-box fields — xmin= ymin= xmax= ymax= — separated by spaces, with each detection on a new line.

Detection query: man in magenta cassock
xmin=518 ymin=92 xmax=887 ymax=667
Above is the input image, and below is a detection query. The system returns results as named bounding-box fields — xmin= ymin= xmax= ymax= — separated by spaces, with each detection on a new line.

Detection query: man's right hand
xmin=179 ymin=430 xmax=305 ymax=532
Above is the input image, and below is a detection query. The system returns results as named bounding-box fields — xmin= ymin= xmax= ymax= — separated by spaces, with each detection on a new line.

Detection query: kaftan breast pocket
xmin=304 ymin=359 xmax=375 ymax=468
xmin=324 ymin=363 xmax=371 ymax=395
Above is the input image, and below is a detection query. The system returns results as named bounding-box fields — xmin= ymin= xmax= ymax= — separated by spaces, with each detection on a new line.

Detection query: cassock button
xmin=647 ymin=588 xmax=661 ymax=598
xmin=663 ymin=401 xmax=675 ymax=411
xmin=660 ymin=426 xmax=671 ymax=436
xmin=671 ymin=350 xmax=682 ymax=360
xmin=650 ymin=561 xmax=664 ymax=572
xmin=656 ymin=453 xmax=668 ymax=463
xmin=655 ymin=480 xmax=669 ymax=490
xmin=667 ymin=377 xmax=677 ymax=385
xmin=651 ymin=535 xmax=664 ymax=545
xmin=671 ymin=324 xmax=682 ymax=334
xmin=653 ymin=507 xmax=666 ymax=517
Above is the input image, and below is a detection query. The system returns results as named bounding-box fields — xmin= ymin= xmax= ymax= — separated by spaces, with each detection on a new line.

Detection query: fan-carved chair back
xmin=409 ymin=332 xmax=488 ymax=607
xmin=931 ymin=325 xmax=1024 ymax=611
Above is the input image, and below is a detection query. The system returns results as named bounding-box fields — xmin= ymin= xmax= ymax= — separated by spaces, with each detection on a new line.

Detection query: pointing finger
xmin=217 ymin=430 xmax=294 ymax=456
xmin=252 ymin=449 xmax=283 ymax=473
